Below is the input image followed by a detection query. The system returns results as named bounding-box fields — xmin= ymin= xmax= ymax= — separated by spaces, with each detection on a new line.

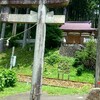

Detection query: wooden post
xmin=63 ymin=7 xmax=67 ymax=21
xmin=27 ymin=24 xmax=31 ymax=39
xmin=0 ymin=6 xmax=10 ymax=52
xmin=95 ymin=14 xmax=100 ymax=87
xmin=22 ymin=8 xmax=30 ymax=48
xmin=30 ymin=1 xmax=46 ymax=100
xmin=10 ymin=46 xmax=15 ymax=70
xmin=12 ymin=8 xmax=18 ymax=36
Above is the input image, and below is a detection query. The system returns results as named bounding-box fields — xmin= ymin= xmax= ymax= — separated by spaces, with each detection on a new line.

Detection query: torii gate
xmin=0 ymin=0 xmax=69 ymax=100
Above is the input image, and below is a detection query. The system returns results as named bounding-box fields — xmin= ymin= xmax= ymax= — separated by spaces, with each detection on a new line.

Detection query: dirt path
xmin=18 ymin=74 xmax=92 ymax=88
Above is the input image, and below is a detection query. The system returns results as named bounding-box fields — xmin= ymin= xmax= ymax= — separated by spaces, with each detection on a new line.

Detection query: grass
xmin=0 ymin=82 xmax=31 ymax=98
xmin=42 ymin=85 xmax=91 ymax=95
xmin=43 ymin=64 xmax=94 ymax=84
xmin=0 ymin=47 xmax=94 ymax=83
xmin=0 ymin=82 xmax=91 ymax=98
xmin=0 ymin=47 xmax=94 ymax=97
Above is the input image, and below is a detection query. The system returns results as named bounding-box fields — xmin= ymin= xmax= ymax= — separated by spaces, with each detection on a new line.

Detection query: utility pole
xmin=95 ymin=14 xmax=100 ymax=87
xmin=30 ymin=0 xmax=46 ymax=100
xmin=10 ymin=46 xmax=16 ymax=70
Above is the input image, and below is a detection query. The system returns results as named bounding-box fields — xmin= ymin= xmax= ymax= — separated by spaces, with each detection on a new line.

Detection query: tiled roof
xmin=60 ymin=21 xmax=96 ymax=32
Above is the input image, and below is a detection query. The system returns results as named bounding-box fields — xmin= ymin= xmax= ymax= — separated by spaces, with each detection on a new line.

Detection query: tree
xmin=74 ymin=37 xmax=96 ymax=70
xmin=66 ymin=0 xmax=99 ymax=27
xmin=46 ymin=25 xmax=63 ymax=49
xmin=67 ymin=0 xmax=88 ymax=21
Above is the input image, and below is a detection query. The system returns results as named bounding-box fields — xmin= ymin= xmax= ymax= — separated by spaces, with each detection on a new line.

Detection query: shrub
xmin=9 ymin=37 xmax=19 ymax=47
xmin=0 ymin=74 xmax=4 ymax=91
xmin=74 ymin=38 xmax=96 ymax=70
xmin=45 ymin=50 xmax=61 ymax=66
xmin=58 ymin=60 xmax=70 ymax=73
xmin=46 ymin=25 xmax=63 ymax=49
xmin=2 ymin=70 xmax=17 ymax=87
xmin=76 ymin=65 xmax=84 ymax=76
xmin=45 ymin=50 xmax=74 ymax=67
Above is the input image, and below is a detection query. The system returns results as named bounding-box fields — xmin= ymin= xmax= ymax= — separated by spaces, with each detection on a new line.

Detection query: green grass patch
xmin=42 ymin=85 xmax=91 ymax=95
xmin=43 ymin=64 xmax=94 ymax=84
xmin=0 ymin=82 xmax=31 ymax=98
xmin=0 ymin=82 xmax=91 ymax=98
xmin=0 ymin=48 xmax=94 ymax=84
xmin=0 ymin=47 xmax=94 ymax=97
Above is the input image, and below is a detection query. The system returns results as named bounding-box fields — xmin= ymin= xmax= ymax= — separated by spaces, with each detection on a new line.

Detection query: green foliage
xmin=15 ymin=47 xmax=33 ymax=67
xmin=45 ymin=50 xmax=60 ymax=66
xmin=45 ymin=50 xmax=72 ymax=67
xmin=46 ymin=25 xmax=63 ymax=49
xmin=43 ymin=85 xmax=91 ymax=95
xmin=67 ymin=0 xmax=99 ymax=27
xmin=58 ymin=60 xmax=70 ymax=75
xmin=0 ymin=48 xmax=94 ymax=85
xmin=0 ymin=70 xmax=17 ymax=91
xmin=1 ymin=70 xmax=17 ymax=87
xmin=74 ymin=38 xmax=96 ymax=70
xmin=68 ymin=0 xmax=89 ymax=21
xmin=76 ymin=65 xmax=84 ymax=76
xmin=0 ymin=47 xmax=34 ymax=68
xmin=0 ymin=74 xmax=4 ymax=91
xmin=9 ymin=37 xmax=19 ymax=47
xmin=0 ymin=82 xmax=31 ymax=98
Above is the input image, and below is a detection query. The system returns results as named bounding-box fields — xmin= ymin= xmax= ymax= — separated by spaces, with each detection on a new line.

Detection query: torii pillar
xmin=30 ymin=1 xmax=65 ymax=100
xmin=30 ymin=1 xmax=46 ymax=100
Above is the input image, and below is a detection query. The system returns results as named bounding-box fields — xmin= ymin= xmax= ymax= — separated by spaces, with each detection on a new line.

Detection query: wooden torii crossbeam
xmin=0 ymin=12 xmax=65 ymax=24
xmin=0 ymin=1 xmax=66 ymax=100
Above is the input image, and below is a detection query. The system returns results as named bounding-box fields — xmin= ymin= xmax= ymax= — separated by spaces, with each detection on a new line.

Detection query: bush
xmin=76 ymin=65 xmax=84 ymax=76
xmin=74 ymin=38 xmax=96 ymax=70
xmin=0 ymin=74 xmax=4 ymax=91
xmin=58 ymin=60 xmax=69 ymax=73
xmin=9 ymin=37 xmax=19 ymax=47
xmin=45 ymin=50 xmax=61 ymax=66
xmin=46 ymin=25 xmax=63 ymax=49
xmin=45 ymin=50 xmax=74 ymax=68
xmin=2 ymin=70 xmax=17 ymax=87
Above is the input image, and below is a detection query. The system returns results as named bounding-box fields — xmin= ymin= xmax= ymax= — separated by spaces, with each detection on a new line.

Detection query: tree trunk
xmin=22 ymin=8 xmax=30 ymax=48
xmin=95 ymin=14 xmax=100 ymax=87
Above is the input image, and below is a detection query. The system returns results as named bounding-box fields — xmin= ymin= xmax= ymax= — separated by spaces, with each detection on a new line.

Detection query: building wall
xmin=65 ymin=34 xmax=84 ymax=44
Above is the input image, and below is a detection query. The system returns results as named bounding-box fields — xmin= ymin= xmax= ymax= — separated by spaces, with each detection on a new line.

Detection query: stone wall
xmin=86 ymin=88 xmax=100 ymax=100
xmin=59 ymin=44 xmax=84 ymax=57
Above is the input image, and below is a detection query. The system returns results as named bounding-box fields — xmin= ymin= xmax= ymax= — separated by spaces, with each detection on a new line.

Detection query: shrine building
xmin=60 ymin=21 xmax=97 ymax=44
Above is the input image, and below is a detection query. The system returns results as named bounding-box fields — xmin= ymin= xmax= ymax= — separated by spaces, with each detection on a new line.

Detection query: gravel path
xmin=0 ymin=92 xmax=87 ymax=100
